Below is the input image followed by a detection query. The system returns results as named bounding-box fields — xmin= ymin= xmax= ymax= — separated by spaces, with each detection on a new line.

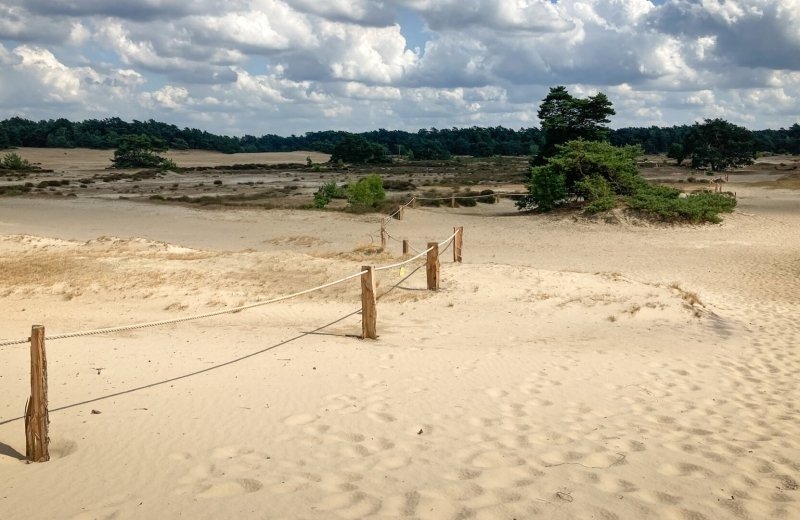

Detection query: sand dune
xmin=0 ymin=185 xmax=798 ymax=519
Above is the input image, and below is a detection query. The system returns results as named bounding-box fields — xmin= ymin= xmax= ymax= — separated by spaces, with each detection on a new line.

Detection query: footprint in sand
xmin=172 ymin=445 xmax=267 ymax=499
xmin=317 ymin=490 xmax=382 ymax=519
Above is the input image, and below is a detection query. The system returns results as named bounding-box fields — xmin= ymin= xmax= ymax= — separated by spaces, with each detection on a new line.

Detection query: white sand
xmin=0 ymin=185 xmax=798 ymax=519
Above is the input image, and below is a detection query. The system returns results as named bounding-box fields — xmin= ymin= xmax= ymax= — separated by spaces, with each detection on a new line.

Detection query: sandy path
xmin=0 ymin=185 xmax=798 ymax=519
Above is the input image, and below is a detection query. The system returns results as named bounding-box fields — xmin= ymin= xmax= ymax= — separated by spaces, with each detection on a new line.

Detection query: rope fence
xmin=2 ymin=225 xmax=465 ymax=462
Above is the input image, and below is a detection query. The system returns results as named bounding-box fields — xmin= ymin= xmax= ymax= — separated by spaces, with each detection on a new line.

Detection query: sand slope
xmin=0 ymin=188 xmax=798 ymax=519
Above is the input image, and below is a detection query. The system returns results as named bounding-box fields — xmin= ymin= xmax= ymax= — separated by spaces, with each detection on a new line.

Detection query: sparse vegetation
xmin=1 ymin=152 xmax=36 ymax=171
xmin=313 ymin=181 xmax=345 ymax=208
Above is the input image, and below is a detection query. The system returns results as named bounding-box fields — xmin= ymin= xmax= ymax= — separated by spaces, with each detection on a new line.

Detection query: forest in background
xmin=1 ymin=116 xmax=798 ymax=159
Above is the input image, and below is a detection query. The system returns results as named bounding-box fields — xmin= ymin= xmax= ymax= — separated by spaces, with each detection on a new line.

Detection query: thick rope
xmin=0 ymin=270 xmax=366 ymax=346
xmin=0 ymin=228 xmax=462 ymax=347
xmin=374 ymin=229 xmax=458 ymax=272
xmin=374 ymin=245 xmax=433 ymax=272
xmin=382 ymin=197 xmax=416 ymax=224
xmin=414 ymin=192 xmax=518 ymax=201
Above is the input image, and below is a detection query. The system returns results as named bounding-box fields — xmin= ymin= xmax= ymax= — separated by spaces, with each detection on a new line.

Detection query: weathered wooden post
xmin=426 ymin=242 xmax=440 ymax=290
xmin=380 ymin=223 xmax=387 ymax=251
xmin=453 ymin=227 xmax=463 ymax=263
xmin=398 ymin=206 xmax=404 ymax=220
xmin=25 ymin=325 xmax=49 ymax=462
xmin=402 ymin=240 xmax=410 ymax=255
xmin=361 ymin=266 xmax=377 ymax=339
xmin=450 ymin=194 xmax=456 ymax=208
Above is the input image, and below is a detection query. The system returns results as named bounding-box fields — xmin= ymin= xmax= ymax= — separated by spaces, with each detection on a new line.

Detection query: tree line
xmin=1 ymin=115 xmax=798 ymax=158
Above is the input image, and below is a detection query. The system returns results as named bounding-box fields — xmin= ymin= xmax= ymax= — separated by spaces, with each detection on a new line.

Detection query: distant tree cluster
xmin=0 ymin=113 xmax=797 ymax=161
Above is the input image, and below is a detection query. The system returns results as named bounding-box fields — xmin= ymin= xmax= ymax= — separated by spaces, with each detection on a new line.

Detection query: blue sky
xmin=1 ymin=0 xmax=798 ymax=135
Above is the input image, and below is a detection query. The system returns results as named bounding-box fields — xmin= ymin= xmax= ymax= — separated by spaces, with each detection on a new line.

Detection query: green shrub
xmin=0 ymin=184 xmax=32 ymax=196
xmin=628 ymin=188 xmax=736 ymax=224
xmin=1 ymin=152 xmax=34 ymax=171
xmin=347 ymin=174 xmax=385 ymax=208
xmin=458 ymin=194 xmax=477 ymax=207
xmin=418 ymin=190 xmax=442 ymax=207
xmin=313 ymin=181 xmax=344 ymax=208
xmin=382 ymin=179 xmax=416 ymax=191
xmin=517 ymin=165 xmax=567 ymax=211
xmin=160 ymin=158 xmax=178 ymax=170
xmin=477 ymin=189 xmax=498 ymax=204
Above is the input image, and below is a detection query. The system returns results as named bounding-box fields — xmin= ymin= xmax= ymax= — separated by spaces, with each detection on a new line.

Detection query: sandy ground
xmin=8 ymin=148 xmax=331 ymax=170
xmin=0 ymin=182 xmax=799 ymax=519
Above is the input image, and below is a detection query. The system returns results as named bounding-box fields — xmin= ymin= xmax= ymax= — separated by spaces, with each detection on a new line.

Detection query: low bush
xmin=382 ymin=179 xmax=416 ymax=191
xmin=477 ymin=189 xmax=498 ymax=204
xmin=519 ymin=140 xmax=736 ymax=223
xmin=313 ymin=181 xmax=345 ymax=208
xmin=347 ymin=174 xmax=385 ymax=209
xmin=418 ymin=190 xmax=443 ymax=207
xmin=0 ymin=184 xmax=32 ymax=196
xmin=1 ymin=152 xmax=34 ymax=171
xmin=628 ymin=188 xmax=736 ymax=224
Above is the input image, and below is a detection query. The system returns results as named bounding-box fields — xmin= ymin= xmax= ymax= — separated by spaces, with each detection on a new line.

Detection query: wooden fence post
xmin=361 ymin=266 xmax=377 ymax=339
xmin=451 ymin=194 xmax=456 ymax=208
xmin=25 ymin=325 xmax=49 ymax=462
xmin=402 ymin=240 xmax=410 ymax=255
xmin=426 ymin=242 xmax=440 ymax=290
xmin=453 ymin=227 xmax=463 ymax=263
xmin=380 ymin=223 xmax=387 ymax=251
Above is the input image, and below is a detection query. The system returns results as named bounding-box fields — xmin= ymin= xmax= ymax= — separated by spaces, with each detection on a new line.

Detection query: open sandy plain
xmin=0 ymin=153 xmax=798 ymax=520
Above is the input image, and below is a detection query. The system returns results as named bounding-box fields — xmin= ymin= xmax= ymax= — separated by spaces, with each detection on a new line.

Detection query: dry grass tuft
xmin=627 ymin=303 xmax=642 ymax=315
xmin=668 ymin=282 xmax=705 ymax=317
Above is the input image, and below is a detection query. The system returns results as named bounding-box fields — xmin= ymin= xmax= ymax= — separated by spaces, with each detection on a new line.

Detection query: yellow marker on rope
xmin=399 ymin=266 xmax=405 ymax=277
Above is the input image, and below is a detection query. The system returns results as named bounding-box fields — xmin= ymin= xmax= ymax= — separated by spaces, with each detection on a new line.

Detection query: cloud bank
xmin=0 ymin=0 xmax=798 ymax=134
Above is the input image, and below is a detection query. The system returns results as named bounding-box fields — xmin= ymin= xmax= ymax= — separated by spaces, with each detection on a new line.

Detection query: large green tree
xmin=682 ymin=119 xmax=755 ymax=171
xmin=535 ymin=86 xmax=616 ymax=163
xmin=111 ymin=134 xmax=172 ymax=168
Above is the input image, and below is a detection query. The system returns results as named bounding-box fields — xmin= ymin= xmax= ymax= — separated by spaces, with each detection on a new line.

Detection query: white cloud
xmin=315 ymin=21 xmax=417 ymax=84
xmin=146 ymin=85 xmax=190 ymax=109
xmin=0 ymin=0 xmax=799 ymax=132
